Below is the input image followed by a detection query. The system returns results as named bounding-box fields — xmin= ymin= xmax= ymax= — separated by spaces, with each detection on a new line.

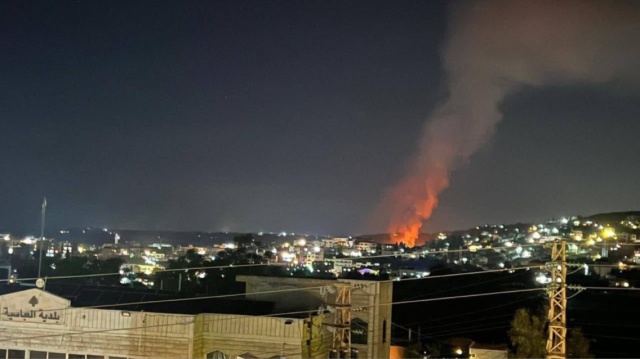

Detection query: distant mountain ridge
xmin=583 ymin=211 xmax=640 ymax=224
xmin=42 ymin=210 xmax=639 ymax=246
xmin=357 ymin=210 xmax=640 ymax=245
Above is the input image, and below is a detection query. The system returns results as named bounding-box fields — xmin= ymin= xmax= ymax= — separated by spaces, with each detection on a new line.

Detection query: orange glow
xmin=387 ymin=162 xmax=450 ymax=247
xmin=389 ymin=345 xmax=405 ymax=359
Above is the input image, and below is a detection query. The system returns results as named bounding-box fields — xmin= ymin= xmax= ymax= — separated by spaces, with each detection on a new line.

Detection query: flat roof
xmin=0 ymin=284 xmax=276 ymax=316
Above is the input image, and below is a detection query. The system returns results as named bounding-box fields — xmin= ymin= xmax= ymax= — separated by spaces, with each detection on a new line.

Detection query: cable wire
xmin=32 ymin=265 xmax=540 ymax=314
xmin=0 ymin=287 xmax=543 ymax=343
xmin=0 ymin=262 xmax=279 ymax=283
xmin=1 ymin=243 xmax=543 ymax=283
xmin=584 ymin=286 xmax=640 ymax=291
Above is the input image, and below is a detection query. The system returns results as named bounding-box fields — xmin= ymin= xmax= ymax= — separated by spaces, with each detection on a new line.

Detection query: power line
xmin=0 ymin=307 xmax=317 ymax=343
xmin=570 ymin=321 xmax=640 ymax=328
xmin=565 ymin=291 xmax=583 ymax=300
xmin=413 ymin=293 xmax=541 ymax=325
xmin=391 ymin=322 xmax=438 ymax=342
xmin=387 ymin=288 xmax=544 ymax=307
xmin=566 ymin=265 xmax=585 ymax=276
xmin=391 ymin=314 xmax=515 ymax=342
xmin=583 ymin=286 xmax=640 ymax=291
xmin=583 ymin=334 xmax=640 ymax=342
xmin=584 ymin=263 xmax=640 ymax=268
xmin=31 ymin=266 xmax=540 ymax=314
xmin=2 ymin=243 xmax=542 ymax=284
xmin=392 ymin=321 xmax=512 ymax=341
xmin=0 ymin=262 xmax=279 ymax=283
xmin=32 ymin=285 xmax=331 ymax=314
xmin=427 ymin=319 xmax=512 ymax=336
xmin=390 ymin=266 xmax=537 ymax=286
xmin=430 ymin=324 xmax=512 ymax=338
xmin=367 ymin=319 xmax=513 ymax=345
xmin=412 ymin=313 xmax=514 ymax=332
xmin=400 ymin=267 xmax=533 ymax=302
xmin=0 ymin=287 xmax=544 ymax=343
xmin=15 ymin=260 xmax=633 ymax=319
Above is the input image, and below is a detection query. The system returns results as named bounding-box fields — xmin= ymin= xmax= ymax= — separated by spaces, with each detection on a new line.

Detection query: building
xmin=469 ymin=342 xmax=508 ymax=359
xmin=0 ymin=286 xmax=331 ymax=359
xmin=354 ymin=241 xmax=377 ymax=253
xmin=120 ymin=257 xmax=161 ymax=275
xmin=237 ymin=275 xmax=392 ymax=359
xmin=321 ymin=238 xmax=350 ymax=249
xmin=619 ymin=230 xmax=640 ymax=243
xmin=323 ymin=259 xmax=353 ymax=275
xmin=380 ymin=244 xmax=400 ymax=257
xmin=299 ymin=251 xmax=323 ymax=266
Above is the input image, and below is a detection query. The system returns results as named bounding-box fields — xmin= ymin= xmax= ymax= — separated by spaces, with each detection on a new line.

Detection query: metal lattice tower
xmin=546 ymin=240 xmax=567 ymax=359
xmin=326 ymin=283 xmax=352 ymax=358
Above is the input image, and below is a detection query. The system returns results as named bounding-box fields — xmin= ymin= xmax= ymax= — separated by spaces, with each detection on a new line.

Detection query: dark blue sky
xmin=2 ymin=1 xmax=639 ymax=236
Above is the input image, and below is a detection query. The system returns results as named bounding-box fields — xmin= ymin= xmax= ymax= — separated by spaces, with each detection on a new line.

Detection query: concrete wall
xmin=470 ymin=348 xmax=508 ymax=359
xmin=0 ymin=289 xmax=193 ymax=359
xmin=341 ymin=279 xmax=392 ymax=359
xmin=237 ymin=276 xmax=392 ymax=359
xmin=238 ymin=276 xmax=333 ymax=313
xmin=193 ymin=313 xmax=330 ymax=359
xmin=0 ymin=288 xmax=333 ymax=359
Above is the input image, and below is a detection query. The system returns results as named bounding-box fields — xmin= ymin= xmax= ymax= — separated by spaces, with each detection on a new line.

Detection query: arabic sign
xmin=3 ymin=306 xmax=61 ymax=323
xmin=0 ymin=289 xmax=69 ymax=325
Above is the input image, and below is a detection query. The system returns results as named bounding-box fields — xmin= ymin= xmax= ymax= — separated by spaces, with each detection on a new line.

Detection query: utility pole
xmin=38 ymin=197 xmax=47 ymax=278
xmin=327 ymin=283 xmax=352 ymax=358
xmin=307 ymin=313 xmax=314 ymax=358
xmin=546 ymin=240 xmax=567 ymax=359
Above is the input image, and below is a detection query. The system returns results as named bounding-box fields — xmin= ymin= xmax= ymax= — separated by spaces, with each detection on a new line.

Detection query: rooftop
xmin=0 ymin=283 xmax=277 ymax=316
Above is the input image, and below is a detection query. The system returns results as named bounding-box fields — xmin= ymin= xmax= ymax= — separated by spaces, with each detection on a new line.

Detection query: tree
xmin=508 ymin=308 xmax=547 ymax=358
xmin=423 ymin=341 xmax=443 ymax=358
xmin=448 ymin=236 xmax=465 ymax=250
xmin=233 ymin=234 xmax=254 ymax=248
xmin=567 ymin=327 xmax=593 ymax=359
xmin=509 ymin=308 xmax=592 ymax=359
xmin=404 ymin=341 xmax=426 ymax=359
xmin=183 ymin=249 xmax=205 ymax=266
xmin=90 ymin=257 xmax=124 ymax=285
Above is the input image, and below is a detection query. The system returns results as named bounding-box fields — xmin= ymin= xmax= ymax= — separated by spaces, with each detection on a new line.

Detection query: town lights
xmin=603 ymin=227 xmax=615 ymax=238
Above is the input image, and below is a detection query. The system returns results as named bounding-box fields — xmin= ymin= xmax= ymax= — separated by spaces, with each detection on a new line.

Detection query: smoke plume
xmin=387 ymin=0 xmax=640 ymax=247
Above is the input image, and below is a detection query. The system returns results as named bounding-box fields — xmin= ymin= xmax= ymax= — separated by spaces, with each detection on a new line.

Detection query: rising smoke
xmin=387 ymin=0 xmax=640 ymax=247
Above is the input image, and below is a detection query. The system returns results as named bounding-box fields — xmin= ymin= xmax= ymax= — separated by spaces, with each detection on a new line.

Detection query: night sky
xmin=2 ymin=1 xmax=639 ymax=236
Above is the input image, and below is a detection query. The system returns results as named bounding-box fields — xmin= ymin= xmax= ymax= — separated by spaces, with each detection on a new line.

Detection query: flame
xmin=387 ymin=162 xmax=450 ymax=247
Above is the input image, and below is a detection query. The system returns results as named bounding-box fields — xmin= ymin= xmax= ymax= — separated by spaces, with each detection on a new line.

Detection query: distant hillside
xmin=583 ymin=211 xmax=640 ymax=226
xmin=52 ymin=229 xmax=300 ymax=246
xmin=358 ymin=210 xmax=640 ymax=245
